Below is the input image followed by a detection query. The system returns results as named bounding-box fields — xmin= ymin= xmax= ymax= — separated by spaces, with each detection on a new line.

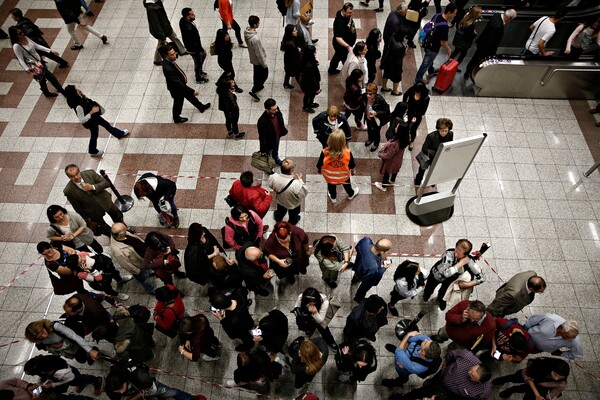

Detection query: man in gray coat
xmin=63 ymin=164 xmax=123 ymax=236
xmin=244 ymin=15 xmax=268 ymax=102
xmin=487 ymin=271 xmax=546 ymax=317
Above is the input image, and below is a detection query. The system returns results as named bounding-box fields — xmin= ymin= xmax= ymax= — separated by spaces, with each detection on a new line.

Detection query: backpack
xmin=418 ymin=13 xmax=447 ymax=47
xmin=112 ymin=358 xmax=154 ymax=391
xmin=276 ymin=0 xmax=287 ymax=16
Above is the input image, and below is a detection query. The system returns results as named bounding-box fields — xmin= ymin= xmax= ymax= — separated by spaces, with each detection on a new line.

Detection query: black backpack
xmin=276 ymin=0 xmax=287 ymax=16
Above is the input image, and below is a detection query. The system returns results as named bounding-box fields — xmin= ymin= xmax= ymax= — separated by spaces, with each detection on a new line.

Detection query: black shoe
xmin=235 ymin=86 xmax=243 ymax=93
xmin=174 ymin=117 xmax=188 ymax=123
xmin=287 ymin=275 xmax=296 ymax=285
xmin=101 ymin=35 xmax=108 ymax=44
xmin=233 ymin=131 xmax=246 ymax=140
xmin=351 ymin=275 xmax=360 ymax=284
xmin=499 ymin=389 xmax=515 ymax=398
xmin=388 ymin=303 xmax=399 ymax=317
xmin=312 ymin=38 xmax=319 ymax=44
xmin=492 ymin=377 xmax=508 ymax=386
xmin=43 ymin=92 xmax=59 ymax=98
xmin=438 ymin=300 xmax=447 ymax=311
xmin=384 ymin=343 xmax=397 ymax=354
xmin=70 ymin=44 xmax=84 ymax=50
xmin=327 ymin=281 xmax=337 ymax=289
xmin=408 ymin=41 xmax=416 ymax=48
xmin=430 ymin=334 xmax=444 ymax=343
xmin=249 ymin=92 xmax=260 ymax=102
xmin=196 ymin=77 xmax=209 ymax=84
xmin=153 ymin=61 xmax=162 ymax=66
xmin=303 ymin=107 xmax=315 ymax=113
xmin=59 ymin=63 xmax=69 ymax=69
xmin=174 ymin=270 xmax=187 ymax=278
xmin=382 ymin=378 xmax=402 ymax=387
xmin=328 ymin=69 xmax=341 ymax=75
xmin=310 ymin=103 xmax=319 ymax=108
xmin=86 ymin=11 xmax=94 ymax=16
xmin=199 ymin=103 xmax=211 ymax=113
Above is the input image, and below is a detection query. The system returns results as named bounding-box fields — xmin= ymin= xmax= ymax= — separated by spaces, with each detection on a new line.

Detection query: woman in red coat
xmin=154 ymin=284 xmax=185 ymax=338
xmin=375 ymin=102 xmax=411 ymax=192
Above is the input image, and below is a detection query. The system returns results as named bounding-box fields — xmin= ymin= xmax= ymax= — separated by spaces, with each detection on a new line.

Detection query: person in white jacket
xmin=340 ymin=41 xmax=368 ymax=87
xmin=388 ymin=260 xmax=428 ymax=316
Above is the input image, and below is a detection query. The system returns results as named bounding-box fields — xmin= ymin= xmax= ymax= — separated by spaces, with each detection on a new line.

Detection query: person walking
xmin=10 ymin=26 xmax=65 ymax=98
xmin=300 ymin=45 xmax=321 ymax=113
xmin=216 ymin=76 xmax=246 ymax=139
xmin=365 ymin=28 xmax=382 ymax=84
xmin=381 ymin=27 xmax=409 ymax=96
xmin=215 ymin=0 xmax=246 ymax=48
xmin=402 ymin=82 xmax=430 ymax=151
xmin=317 ymin=129 xmax=359 ymax=204
xmin=179 ymin=8 xmax=208 ymax=84
xmin=328 ymin=3 xmax=357 ymax=74
xmin=144 ymin=0 xmax=186 ymax=65
xmin=450 ymin=6 xmax=482 ymax=71
xmin=159 ymin=44 xmax=211 ymax=124
xmin=64 ymin=85 xmax=129 ymax=157
xmin=214 ymin=29 xmax=243 ymax=93
xmin=343 ymin=69 xmax=366 ymax=130
xmin=362 ymin=83 xmax=390 ymax=152
xmin=55 ymin=0 xmax=108 ymax=50
xmin=244 ymin=15 xmax=268 ymax=102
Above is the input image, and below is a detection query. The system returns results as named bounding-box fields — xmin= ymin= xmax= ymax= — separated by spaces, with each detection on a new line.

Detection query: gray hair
xmin=504 ymin=9 xmax=517 ymax=20
xmin=561 ymin=320 xmax=579 ymax=335
xmin=397 ymin=3 xmax=408 ymax=12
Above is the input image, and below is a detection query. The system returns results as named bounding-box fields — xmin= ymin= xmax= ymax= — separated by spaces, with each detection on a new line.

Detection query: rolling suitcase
xmin=432 ymin=58 xmax=459 ymax=93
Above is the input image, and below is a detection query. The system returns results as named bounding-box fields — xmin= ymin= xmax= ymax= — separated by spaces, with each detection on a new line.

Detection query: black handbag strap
xmin=18 ymin=43 xmax=43 ymax=64
xmin=276 ymin=179 xmax=295 ymax=195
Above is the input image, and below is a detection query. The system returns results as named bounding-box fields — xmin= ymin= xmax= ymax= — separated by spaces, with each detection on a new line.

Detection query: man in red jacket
xmin=228 ymin=171 xmax=273 ymax=219
xmin=431 ymin=300 xmax=495 ymax=351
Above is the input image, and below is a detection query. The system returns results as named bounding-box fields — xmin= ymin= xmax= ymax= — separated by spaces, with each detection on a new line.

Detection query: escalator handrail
xmin=540 ymin=67 xmax=600 ymax=86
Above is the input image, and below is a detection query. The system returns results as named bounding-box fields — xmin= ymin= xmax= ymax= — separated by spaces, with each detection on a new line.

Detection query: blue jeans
xmin=135 ymin=268 xmax=156 ymax=294
xmin=266 ymin=138 xmax=281 ymax=164
xmin=151 ymin=380 xmax=192 ymax=400
xmin=415 ymin=48 xmax=438 ymax=83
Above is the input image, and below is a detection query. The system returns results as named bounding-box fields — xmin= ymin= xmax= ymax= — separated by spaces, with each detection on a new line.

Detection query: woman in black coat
xmin=254 ymin=309 xmax=289 ymax=354
xmin=215 ymin=29 xmax=242 ymax=93
xmin=280 ymin=24 xmax=302 ymax=89
xmin=299 ymin=45 xmax=321 ymax=114
xmin=216 ymin=76 xmax=245 ymax=140
xmin=134 ymin=172 xmax=179 ymax=228
xmin=402 ymin=82 xmax=430 ymax=150
xmin=381 ymin=28 xmax=408 ymax=96
xmin=450 ymin=6 xmax=482 ymax=67
xmin=365 ymin=28 xmax=382 ymax=84
xmin=184 ymin=223 xmax=223 ymax=286
xmin=362 ymin=82 xmax=390 ymax=151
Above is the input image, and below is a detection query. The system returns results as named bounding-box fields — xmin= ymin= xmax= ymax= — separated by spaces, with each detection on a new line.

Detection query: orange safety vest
xmin=321 ymin=148 xmax=351 ymax=184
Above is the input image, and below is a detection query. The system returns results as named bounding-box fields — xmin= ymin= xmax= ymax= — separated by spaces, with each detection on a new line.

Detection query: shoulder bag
xmin=251 ymin=151 xmax=277 ymax=174
xmin=416 ymin=151 xmax=430 ymax=169
xmin=19 ymin=44 xmax=46 ymax=80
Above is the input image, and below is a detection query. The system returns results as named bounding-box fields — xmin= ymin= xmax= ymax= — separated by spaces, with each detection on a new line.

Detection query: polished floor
xmin=0 ymin=0 xmax=599 ymax=399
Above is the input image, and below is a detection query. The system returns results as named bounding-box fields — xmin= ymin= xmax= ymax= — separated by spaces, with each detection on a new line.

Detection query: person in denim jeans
xmin=414 ymin=3 xmax=456 ymax=84
xmin=105 ymin=361 xmax=205 ymax=400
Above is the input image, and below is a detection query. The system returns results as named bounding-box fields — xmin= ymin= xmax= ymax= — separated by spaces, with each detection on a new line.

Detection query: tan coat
xmin=110 ymin=233 xmax=145 ymax=275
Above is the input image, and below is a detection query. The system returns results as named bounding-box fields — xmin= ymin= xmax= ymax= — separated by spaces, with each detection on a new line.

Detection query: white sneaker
xmin=90 ymin=150 xmax=104 ymax=158
xmin=118 ymin=274 xmax=133 ymax=283
xmin=225 ymin=379 xmax=236 ymax=387
xmin=374 ymin=182 xmax=387 ymax=192
xmin=327 ymin=192 xmax=337 ymax=204
xmin=115 ymin=293 xmax=129 ymax=301
xmin=121 ymin=129 xmax=130 ymax=138
xmin=202 ymin=354 xmax=220 ymax=361
xmin=348 ymin=187 xmax=360 ymax=200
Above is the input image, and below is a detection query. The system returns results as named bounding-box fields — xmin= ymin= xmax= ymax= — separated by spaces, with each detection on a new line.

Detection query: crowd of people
xmin=0 ymin=1 xmax=595 ymax=400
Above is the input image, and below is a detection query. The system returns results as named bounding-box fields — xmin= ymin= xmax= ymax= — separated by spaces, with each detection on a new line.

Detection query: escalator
xmin=457 ymin=0 xmax=600 ymax=98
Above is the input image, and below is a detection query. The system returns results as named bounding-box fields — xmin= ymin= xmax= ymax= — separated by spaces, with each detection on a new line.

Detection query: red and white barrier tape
xmin=0 ymin=256 xmax=42 ymax=294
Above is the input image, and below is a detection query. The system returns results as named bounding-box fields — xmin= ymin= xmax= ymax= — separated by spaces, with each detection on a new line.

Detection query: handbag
xmin=84 ymin=218 xmax=103 ymax=236
xmin=209 ymin=41 xmax=217 ymax=56
xmin=19 ymin=44 xmax=47 ymax=80
xmin=416 ymin=151 xmax=430 ymax=169
xmin=324 ymin=296 xmax=341 ymax=327
xmin=251 ymin=151 xmax=277 ymax=174
xmin=406 ymin=9 xmax=419 ymax=22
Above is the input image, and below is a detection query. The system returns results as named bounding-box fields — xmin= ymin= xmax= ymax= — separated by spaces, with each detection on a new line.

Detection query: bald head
xmin=374 ymin=239 xmax=392 ymax=253
xmin=111 ymin=223 xmax=127 ymax=240
xmin=244 ymin=246 xmax=263 ymax=261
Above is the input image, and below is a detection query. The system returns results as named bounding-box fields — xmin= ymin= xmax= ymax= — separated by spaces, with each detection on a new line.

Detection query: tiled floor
xmin=1 ymin=0 xmax=600 ymax=399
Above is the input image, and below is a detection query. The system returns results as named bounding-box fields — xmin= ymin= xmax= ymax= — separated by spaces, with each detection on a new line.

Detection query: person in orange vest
xmin=214 ymin=0 xmax=246 ymax=47
xmin=316 ymin=129 xmax=359 ymax=204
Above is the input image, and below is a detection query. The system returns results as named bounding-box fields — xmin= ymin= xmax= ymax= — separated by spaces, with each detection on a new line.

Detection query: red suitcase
xmin=433 ymin=58 xmax=459 ymax=93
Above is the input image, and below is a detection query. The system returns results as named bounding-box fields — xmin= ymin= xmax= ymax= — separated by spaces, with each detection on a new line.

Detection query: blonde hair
xmin=327 ymin=106 xmax=340 ymax=119
xmin=299 ymin=340 xmax=324 ymax=376
xmin=326 ymin=129 xmax=348 ymax=159
xmin=365 ymin=82 xmax=378 ymax=95
xmin=25 ymin=319 xmax=53 ymax=343
xmin=459 ymin=6 xmax=482 ymax=29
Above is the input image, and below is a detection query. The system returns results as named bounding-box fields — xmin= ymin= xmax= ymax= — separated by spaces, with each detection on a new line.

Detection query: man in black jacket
xmin=464 ymin=9 xmax=517 ymax=80
xmin=179 ymin=8 xmax=208 ymax=84
xmin=343 ymin=294 xmax=388 ymax=346
xmin=257 ymin=98 xmax=288 ymax=165
xmin=235 ymin=243 xmax=271 ymax=296
xmin=159 ymin=44 xmax=211 ymax=124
